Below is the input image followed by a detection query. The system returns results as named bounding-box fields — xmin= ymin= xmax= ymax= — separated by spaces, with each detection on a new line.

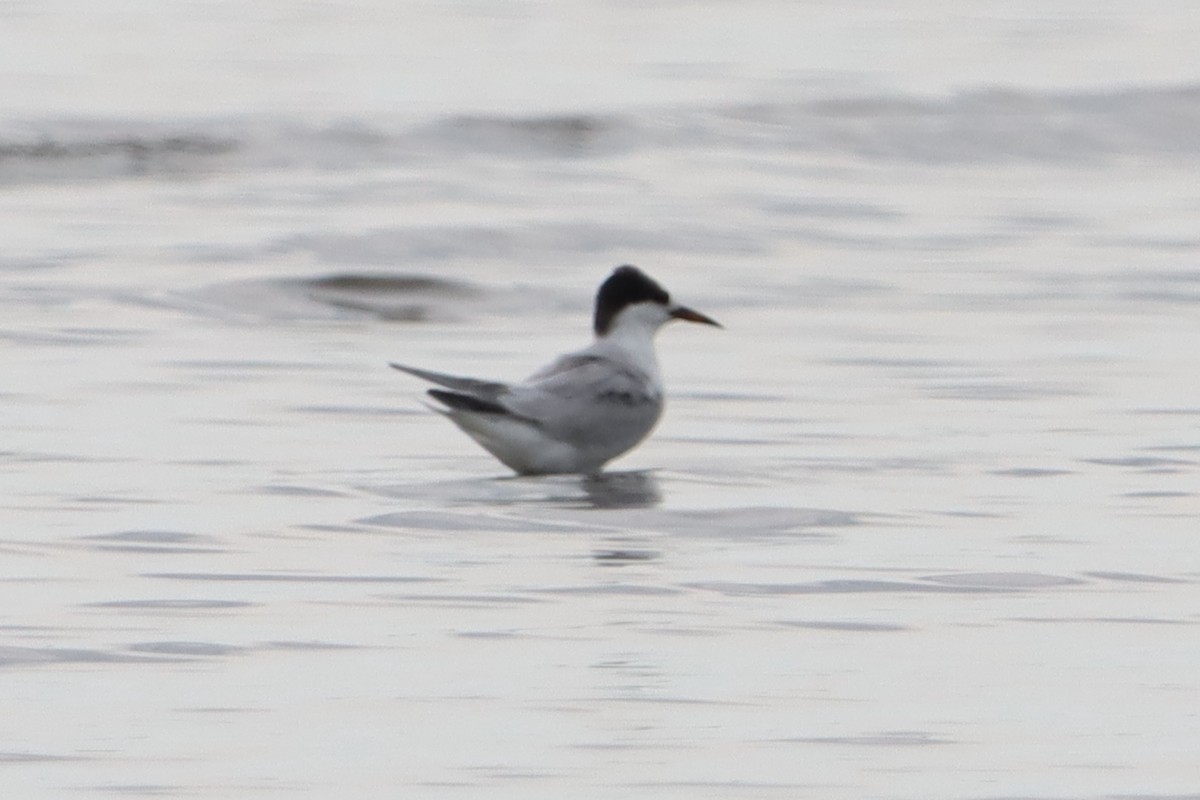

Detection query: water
xmin=3 ymin=2 xmax=1200 ymax=798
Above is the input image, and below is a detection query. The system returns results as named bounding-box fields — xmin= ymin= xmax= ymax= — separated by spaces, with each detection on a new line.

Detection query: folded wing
xmin=502 ymin=354 xmax=662 ymax=446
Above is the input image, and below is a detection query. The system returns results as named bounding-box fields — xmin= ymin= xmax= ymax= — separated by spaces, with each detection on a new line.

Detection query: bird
xmin=390 ymin=264 xmax=721 ymax=475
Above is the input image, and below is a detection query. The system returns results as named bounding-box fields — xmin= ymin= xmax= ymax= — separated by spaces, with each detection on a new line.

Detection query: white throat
xmin=593 ymin=302 xmax=669 ymax=381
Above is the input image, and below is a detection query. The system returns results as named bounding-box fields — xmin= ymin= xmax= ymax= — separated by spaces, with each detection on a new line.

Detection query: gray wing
xmin=502 ymin=354 xmax=662 ymax=444
xmin=389 ymin=362 xmax=508 ymax=400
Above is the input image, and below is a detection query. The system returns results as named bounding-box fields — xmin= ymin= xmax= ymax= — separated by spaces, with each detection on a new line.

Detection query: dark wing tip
xmin=427 ymin=389 xmax=509 ymax=415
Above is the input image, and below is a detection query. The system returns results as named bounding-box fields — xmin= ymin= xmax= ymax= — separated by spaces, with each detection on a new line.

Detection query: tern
xmin=390 ymin=265 xmax=721 ymax=475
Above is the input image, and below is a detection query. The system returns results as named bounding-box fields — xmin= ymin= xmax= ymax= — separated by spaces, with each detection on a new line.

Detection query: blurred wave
xmin=175 ymin=272 xmax=487 ymax=322
xmin=3 ymin=84 xmax=1197 ymax=184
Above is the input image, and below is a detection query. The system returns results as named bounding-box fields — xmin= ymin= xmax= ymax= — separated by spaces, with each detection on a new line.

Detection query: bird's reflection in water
xmin=592 ymin=546 xmax=658 ymax=566
xmin=580 ymin=470 xmax=661 ymax=509
xmin=581 ymin=470 xmax=662 ymax=566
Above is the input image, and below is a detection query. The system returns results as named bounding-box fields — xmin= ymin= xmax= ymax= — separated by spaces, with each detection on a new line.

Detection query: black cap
xmin=593 ymin=265 xmax=670 ymax=336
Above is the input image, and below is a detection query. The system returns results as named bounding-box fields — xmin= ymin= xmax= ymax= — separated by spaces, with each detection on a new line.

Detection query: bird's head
xmin=593 ymin=265 xmax=721 ymax=338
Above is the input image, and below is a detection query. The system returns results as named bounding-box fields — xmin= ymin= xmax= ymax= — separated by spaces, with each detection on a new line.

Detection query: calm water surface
xmin=3 ymin=2 xmax=1199 ymax=798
